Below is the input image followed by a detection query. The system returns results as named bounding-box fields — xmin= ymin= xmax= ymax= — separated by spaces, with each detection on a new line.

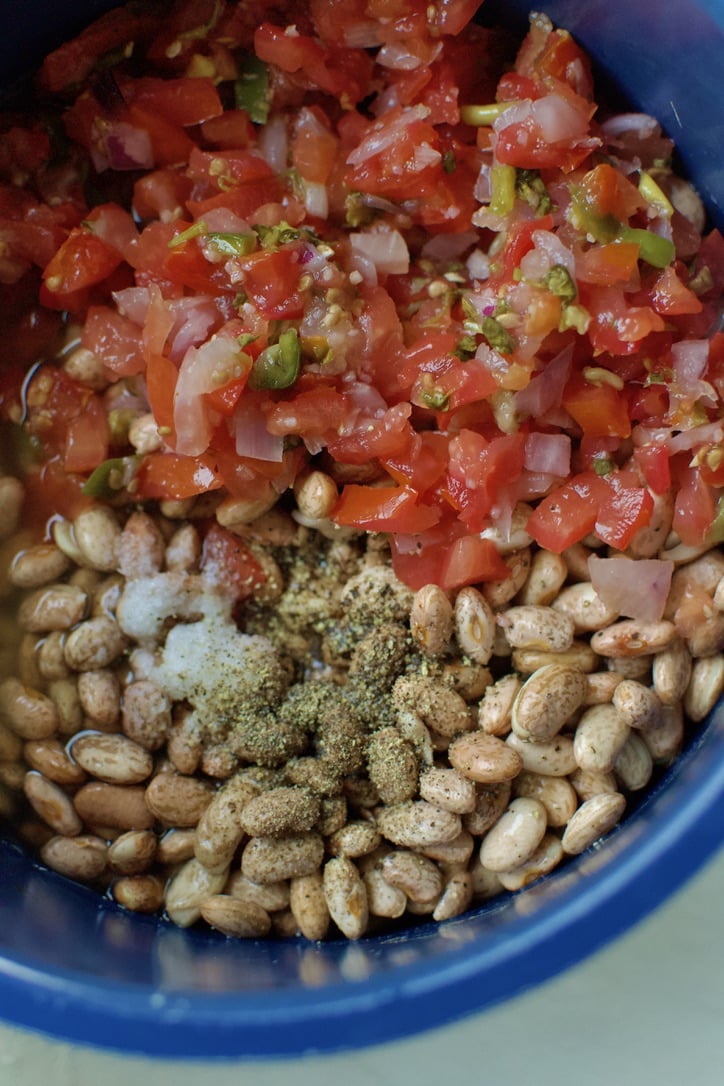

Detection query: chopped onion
xmin=668 ymin=419 xmax=724 ymax=454
xmin=350 ymin=227 xmax=410 ymax=276
xmin=588 ymin=555 xmax=674 ymax=622
xmin=346 ymin=104 xmax=430 ymax=166
xmin=234 ymin=400 xmax=284 ymax=463
xmin=104 ymin=122 xmax=154 ymax=171
xmin=421 ymin=230 xmax=478 ymax=262
xmin=524 ymin=432 xmax=571 ymax=477
xmin=514 ymin=344 xmax=573 ymax=418
xmin=175 ymin=333 xmax=243 ymax=456
xmin=112 ymin=286 xmax=149 ymax=325
xmin=531 ymin=93 xmax=590 ymax=142
xmin=257 ymin=115 xmax=288 ymax=173
xmin=301 ymin=179 xmax=329 ymax=220
xmin=601 ymin=113 xmax=660 ymax=139
xmin=466 ymin=249 xmax=492 ymax=281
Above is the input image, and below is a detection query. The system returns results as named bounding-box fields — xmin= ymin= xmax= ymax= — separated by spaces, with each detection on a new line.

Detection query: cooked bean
xmin=108 ymin=829 xmax=157 ymax=875
xmin=165 ymin=523 xmax=201 ymax=572
xmin=552 ymin=582 xmax=619 ymax=632
xmin=512 ymin=771 xmax=578 ymax=828
xmin=36 ymin=631 xmax=70 ymax=682
xmin=0 ymin=677 xmax=58 ymax=739
xmin=478 ymin=673 xmax=521 ymax=737
xmin=497 ymin=606 xmax=574 ymax=653
xmin=73 ymin=782 xmax=154 ymax=830
xmin=468 ymin=855 xmax=504 ymax=900
xmin=367 ymin=726 xmax=419 ymax=804
xmin=327 ymin=820 xmax=381 ymax=858
xmin=71 ymin=733 xmax=154 ymax=785
xmin=9 ymin=544 xmax=71 ymax=589
xmin=195 ymin=776 xmax=258 ymax=873
xmin=607 ymin=654 xmax=653 ymax=680
xmin=410 ymin=583 xmax=453 ymax=657
xmin=440 ymin=660 xmax=492 ymax=701
xmin=226 ymin=872 xmax=290 ymax=912
xmin=652 ymin=638 xmax=692 ymax=706
xmin=448 ymin=731 xmax=523 ymax=784
xmin=40 ymin=834 xmax=108 ymax=882
xmin=454 ymin=587 xmax=496 ymax=665
xmin=294 ymin=470 xmax=339 ymax=521
xmin=642 ymin=704 xmax=684 ymax=765
xmin=518 ymin=550 xmax=568 ymax=607
xmin=684 ymin=653 xmax=724 ymax=723
xmin=573 ymin=704 xmax=630 ymax=773
xmin=240 ymin=786 xmax=321 ymax=837
xmin=24 ymin=738 xmax=86 ymax=786
xmin=121 ymin=679 xmax=171 ymax=751
xmin=569 ymin=767 xmax=618 ymax=802
xmin=497 ymin=833 xmax=564 ymax=892
xmin=145 ymin=771 xmax=214 ymax=826
xmin=362 ymin=865 xmax=407 ymax=920
xmin=505 ymin=732 xmax=577 ymax=777
xmin=323 ymin=856 xmax=368 ymax=940
xmin=479 ymin=797 xmax=547 ymax=873
xmin=112 ymin=874 xmax=166 ymax=914
xmin=18 ymin=584 xmax=88 ymax=633
xmin=24 ymin=771 xmax=83 ymax=836
xmin=241 ymin=833 xmax=325 ymax=884
xmin=482 ymin=548 xmax=531 ymax=609
xmin=48 ymin=678 xmax=83 ymax=736
xmin=433 ymin=870 xmax=474 ymax=922
xmin=461 ymin=782 xmax=511 ymax=836
xmin=200 ymin=895 xmax=272 ymax=939
xmin=591 ymin=620 xmax=677 ymax=658
xmin=419 ymin=766 xmax=477 ymax=814
xmin=379 ymin=850 xmax=443 ymax=904
xmin=584 ymin=671 xmax=623 ymax=705
xmin=156 ymin=828 xmax=197 ymax=866
xmin=393 ymin=675 xmax=472 ymax=738
xmin=512 ymin=641 xmax=599 ymax=674
xmin=0 ymin=720 xmax=22 ymax=763
xmin=511 ymin=664 xmax=588 ymax=742
xmin=614 ymin=733 xmax=653 ymax=792
xmin=77 ymin=669 xmax=121 ymax=728
xmin=561 ymin=792 xmax=626 ymax=855
xmin=612 ymin=680 xmax=662 ymax=732
xmin=164 ymin=858 xmax=229 ymax=927
xmin=0 ymin=476 xmax=24 ymax=541
xmin=73 ymin=507 xmax=121 ymax=572
xmin=64 ymin=616 xmax=126 ymax=671
xmin=116 ymin=511 xmax=166 ymax=580
xmin=420 ymin=828 xmax=476 ymax=866
xmin=375 ymin=799 xmax=461 ymax=848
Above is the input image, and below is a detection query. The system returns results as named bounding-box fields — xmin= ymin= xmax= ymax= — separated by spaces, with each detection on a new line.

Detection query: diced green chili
xmin=234 ymin=54 xmax=271 ymax=125
xmin=592 ymin=456 xmax=616 ymax=476
xmin=168 ymin=220 xmax=208 ymax=248
xmin=254 ymin=221 xmax=301 ymax=249
xmin=248 ymin=328 xmax=301 ymax=390
xmin=569 ymin=186 xmax=620 ymax=243
xmin=481 ymin=315 xmax=516 ymax=355
xmin=82 ymin=456 xmax=140 ymax=499
xmin=516 ymin=169 xmax=553 ymax=216
xmin=460 ymin=102 xmax=519 ymax=126
xmin=489 ymin=163 xmax=516 ymax=216
xmin=207 ymin=231 xmax=256 ymax=256
xmin=442 ymin=150 xmax=457 ymax=174
xmin=544 ymin=264 xmax=577 ymax=304
xmin=619 ymin=226 xmax=675 ymax=269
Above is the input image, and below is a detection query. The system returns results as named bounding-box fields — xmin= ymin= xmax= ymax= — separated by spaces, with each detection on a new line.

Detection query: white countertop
xmin=1 ymin=848 xmax=722 ymax=1086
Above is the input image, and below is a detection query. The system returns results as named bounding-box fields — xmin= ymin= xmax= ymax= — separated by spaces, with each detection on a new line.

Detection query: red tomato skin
xmin=82 ymin=306 xmax=145 ymax=378
xmin=199 ymin=522 xmax=266 ymax=602
xmin=333 ymin=485 xmax=440 ymax=534
xmin=64 ymin=397 xmax=110 ymax=475
xmin=42 ymin=228 xmax=122 ymax=296
xmin=137 ymin=453 xmax=223 ymax=500
xmin=526 ymin=472 xmax=603 ymax=552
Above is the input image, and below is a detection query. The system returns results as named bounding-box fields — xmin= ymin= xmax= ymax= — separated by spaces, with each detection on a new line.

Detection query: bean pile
xmin=0 ymin=476 xmax=723 ymax=940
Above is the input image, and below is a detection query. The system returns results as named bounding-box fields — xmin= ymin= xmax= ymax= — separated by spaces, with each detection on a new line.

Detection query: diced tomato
xmin=236 ymin=248 xmax=305 ymax=320
xmin=266 ymin=386 xmax=348 ymax=439
xmin=382 ymin=431 xmax=449 ymax=495
xmin=594 ymin=470 xmax=654 ymax=549
xmin=133 ymin=169 xmax=194 ymax=223
xmin=200 ymin=110 xmax=255 ymax=150
xmin=327 ymin=403 xmax=415 ymax=465
xmin=136 ymin=452 xmax=223 ymax=500
xmin=42 ymin=228 xmax=122 ymax=297
xmin=199 ymin=522 xmax=267 ymax=602
xmin=672 ymin=466 xmax=716 ymax=546
xmin=498 ymin=215 xmax=555 ymax=281
xmin=649 ymin=265 xmax=704 ymax=316
xmin=129 ymin=78 xmax=223 ymax=128
xmin=576 ymin=242 xmax=640 ymax=286
xmin=563 ymin=372 xmax=631 ymax=439
xmin=577 ymin=163 xmax=643 ymax=222
xmin=633 ymin=444 xmax=671 ymax=495
xmin=333 ymin=485 xmax=441 ymax=533
xmin=526 ymin=471 xmax=604 ymax=552
xmin=82 ymin=306 xmax=145 ymax=377
xmin=64 ymin=396 xmax=110 ymax=475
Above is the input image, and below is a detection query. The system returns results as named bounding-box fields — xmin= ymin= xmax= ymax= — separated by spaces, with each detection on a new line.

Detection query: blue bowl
xmin=0 ymin=0 xmax=723 ymax=1061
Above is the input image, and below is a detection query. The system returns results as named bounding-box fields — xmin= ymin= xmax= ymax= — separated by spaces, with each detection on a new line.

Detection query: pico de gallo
xmin=1 ymin=0 xmax=723 ymax=596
